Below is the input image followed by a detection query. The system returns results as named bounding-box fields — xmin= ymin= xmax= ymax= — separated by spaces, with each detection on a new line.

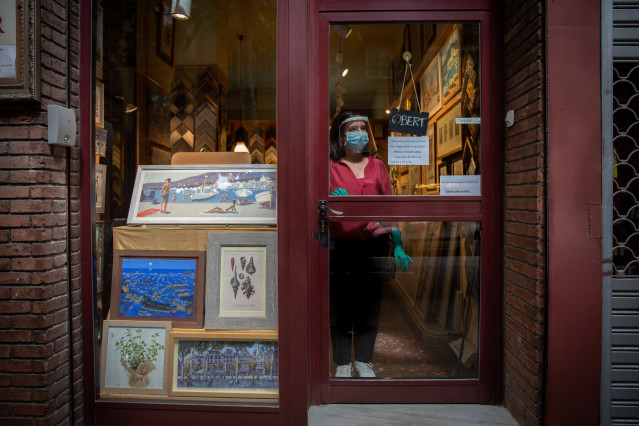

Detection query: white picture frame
xmin=127 ymin=165 xmax=277 ymax=225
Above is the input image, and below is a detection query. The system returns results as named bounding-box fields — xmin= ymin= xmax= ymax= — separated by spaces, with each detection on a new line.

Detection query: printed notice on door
xmin=440 ymin=175 xmax=481 ymax=196
xmin=388 ymin=136 xmax=429 ymax=166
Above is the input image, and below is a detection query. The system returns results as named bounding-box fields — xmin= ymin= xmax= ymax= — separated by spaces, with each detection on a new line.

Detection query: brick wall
xmin=0 ymin=1 xmax=83 ymax=425
xmin=503 ymin=1 xmax=546 ymax=425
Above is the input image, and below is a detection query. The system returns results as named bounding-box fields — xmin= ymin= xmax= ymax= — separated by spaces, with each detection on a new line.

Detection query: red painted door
xmin=306 ymin=3 xmax=502 ymax=405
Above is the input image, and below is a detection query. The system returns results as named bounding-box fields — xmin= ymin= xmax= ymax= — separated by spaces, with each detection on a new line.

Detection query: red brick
xmin=0 ymin=359 xmax=32 ymax=373
xmin=0 ymin=244 xmax=31 ymax=257
xmin=11 ymin=258 xmax=54 ymax=272
xmin=0 ymin=301 xmax=31 ymax=314
xmin=12 ymin=374 xmax=47 ymax=387
xmin=10 ymin=200 xmax=52 ymax=214
xmin=10 ymin=228 xmax=52 ymax=242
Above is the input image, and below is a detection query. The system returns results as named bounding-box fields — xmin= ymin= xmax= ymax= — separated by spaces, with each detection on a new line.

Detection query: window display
xmin=93 ymin=0 xmax=278 ymax=404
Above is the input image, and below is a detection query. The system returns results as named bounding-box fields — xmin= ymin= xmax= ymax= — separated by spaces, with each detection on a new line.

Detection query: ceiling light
xmin=334 ymin=24 xmax=352 ymax=39
xmin=234 ymin=141 xmax=249 ymax=153
xmin=171 ymin=0 xmax=191 ymax=20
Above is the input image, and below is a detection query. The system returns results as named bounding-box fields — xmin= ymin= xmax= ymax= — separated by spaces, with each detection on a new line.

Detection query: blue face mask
xmin=345 ymin=132 xmax=369 ymax=153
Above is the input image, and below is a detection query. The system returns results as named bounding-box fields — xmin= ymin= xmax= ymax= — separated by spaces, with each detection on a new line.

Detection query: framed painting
xmin=147 ymin=81 xmax=171 ymax=148
xmin=436 ymin=102 xmax=462 ymax=159
xmin=95 ymin=127 xmax=107 ymax=157
xmin=95 ymin=163 xmax=106 ymax=214
xmin=99 ymin=320 xmax=172 ymax=396
xmin=156 ymin=0 xmax=175 ymax=66
xmin=127 ymin=165 xmax=277 ymax=225
xmin=169 ymin=330 xmax=278 ymax=398
xmin=109 ymin=250 xmax=205 ymax=328
xmin=95 ymin=4 xmax=104 ymax=79
xmin=420 ymin=56 xmax=442 ymax=118
xmin=205 ymin=232 xmax=277 ymax=330
xmin=95 ymin=81 xmax=104 ymax=128
xmin=440 ymin=26 xmax=461 ymax=105
xmin=0 ymin=0 xmax=40 ymax=101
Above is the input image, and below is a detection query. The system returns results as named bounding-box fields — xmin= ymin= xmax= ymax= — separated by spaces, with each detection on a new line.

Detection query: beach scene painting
xmin=110 ymin=250 xmax=205 ymax=328
xmin=127 ymin=165 xmax=277 ymax=225
xmin=169 ymin=331 xmax=278 ymax=398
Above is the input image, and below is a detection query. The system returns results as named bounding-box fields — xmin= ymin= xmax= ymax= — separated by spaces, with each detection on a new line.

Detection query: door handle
xmin=313 ymin=200 xmax=343 ymax=248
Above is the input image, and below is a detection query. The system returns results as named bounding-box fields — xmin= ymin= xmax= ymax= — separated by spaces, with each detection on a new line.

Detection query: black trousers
xmin=329 ymin=237 xmax=389 ymax=365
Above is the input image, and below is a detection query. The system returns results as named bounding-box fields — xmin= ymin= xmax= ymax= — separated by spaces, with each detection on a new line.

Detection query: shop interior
xmin=93 ymin=0 xmax=481 ymax=402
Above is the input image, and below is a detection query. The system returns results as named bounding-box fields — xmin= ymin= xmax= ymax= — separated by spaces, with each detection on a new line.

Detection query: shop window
xmin=93 ymin=0 xmax=278 ymax=404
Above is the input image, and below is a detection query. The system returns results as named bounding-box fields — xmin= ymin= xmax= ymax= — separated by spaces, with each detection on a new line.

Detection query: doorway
xmin=308 ymin=8 xmax=501 ymax=405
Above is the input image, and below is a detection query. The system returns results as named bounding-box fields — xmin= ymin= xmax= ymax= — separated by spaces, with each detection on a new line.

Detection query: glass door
xmin=310 ymin=9 xmax=499 ymax=404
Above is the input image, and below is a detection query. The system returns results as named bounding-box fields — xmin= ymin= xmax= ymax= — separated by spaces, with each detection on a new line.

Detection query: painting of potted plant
xmin=115 ymin=328 xmax=164 ymax=388
xmin=100 ymin=320 xmax=171 ymax=395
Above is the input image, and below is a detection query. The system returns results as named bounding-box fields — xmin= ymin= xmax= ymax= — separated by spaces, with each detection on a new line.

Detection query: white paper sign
xmin=440 ymin=175 xmax=481 ymax=196
xmin=456 ymin=117 xmax=481 ymax=125
xmin=388 ymin=136 xmax=429 ymax=166
xmin=0 ymin=46 xmax=16 ymax=78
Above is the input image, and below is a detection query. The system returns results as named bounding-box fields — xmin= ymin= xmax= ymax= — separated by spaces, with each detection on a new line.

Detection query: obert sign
xmin=387 ymin=108 xmax=430 ymax=166
xmin=388 ymin=108 xmax=429 ymax=136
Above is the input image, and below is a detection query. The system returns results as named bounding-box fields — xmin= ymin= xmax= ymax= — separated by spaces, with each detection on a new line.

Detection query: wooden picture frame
xmin=205 ymin=232 xmax=277 ymax=330
xmin=127 ymin=165 xmax=277 ymax=225
xmin=0 ymin=0 xmax=40 ymax=101
xmin=169 ymin=330 xmax=278 ymax=398
xmin=100 ymin=320 xmax=172 ymax=396
xmin=440 ymin=26 xmax=461 ymax=105
xmin=436 ymin=102 xmax=462 ymax=159
xmin=156 ymin=0 xmax=175 ymax=66
xmin=420 ymin=55 xmax=442 ymax=117
xmin=109 ymin=250 xmax=205 ymax=328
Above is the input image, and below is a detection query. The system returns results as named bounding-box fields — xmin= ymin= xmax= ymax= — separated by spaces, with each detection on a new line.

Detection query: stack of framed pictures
xmin=100 ymin=164 xmax=278 ymax=400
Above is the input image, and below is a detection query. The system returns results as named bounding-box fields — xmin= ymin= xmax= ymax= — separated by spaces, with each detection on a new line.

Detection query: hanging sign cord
xmin=397 ymin=52 xmax=421 ymax=112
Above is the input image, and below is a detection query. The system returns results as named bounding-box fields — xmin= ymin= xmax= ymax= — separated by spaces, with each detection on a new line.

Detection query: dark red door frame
xmin=306 ymin=3 xmax=503 ymax=405
xmin=545 ymin=0 xmax=602 ymax=424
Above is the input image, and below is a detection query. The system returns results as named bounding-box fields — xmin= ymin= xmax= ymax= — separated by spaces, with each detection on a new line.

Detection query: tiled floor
xmin=308 ymin=404 xmax=518 ymax=426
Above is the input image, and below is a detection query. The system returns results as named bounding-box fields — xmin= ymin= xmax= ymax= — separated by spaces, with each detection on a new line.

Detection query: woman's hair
xmin=329 ymin=110 xmax=372 ymax=160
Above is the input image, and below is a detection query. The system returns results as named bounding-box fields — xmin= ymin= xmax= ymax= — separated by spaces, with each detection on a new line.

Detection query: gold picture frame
xmin=168 ymin=330 xmax=278 ymax=398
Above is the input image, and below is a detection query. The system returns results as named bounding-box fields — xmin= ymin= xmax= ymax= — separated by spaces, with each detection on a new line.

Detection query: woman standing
xmin=329 ymin=110 xmax=412 ymax=378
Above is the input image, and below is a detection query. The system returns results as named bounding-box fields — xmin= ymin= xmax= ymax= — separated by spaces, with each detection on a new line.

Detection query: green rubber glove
xmin=391 ymin=230 xmax=413 ymax=271
xmin=331 ymin=188 xmax=348 ymax=196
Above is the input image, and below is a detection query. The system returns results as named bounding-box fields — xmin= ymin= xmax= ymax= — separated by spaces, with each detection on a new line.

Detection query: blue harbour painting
xmin=172 ymin=337 xmax=279 ymax=397
xmin=119 ymin=258 xmax=196 ymax=319
xmin=111 ymin=250 xmax=205 ymax=328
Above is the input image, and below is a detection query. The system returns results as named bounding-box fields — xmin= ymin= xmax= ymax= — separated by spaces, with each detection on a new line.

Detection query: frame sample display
xmin=109 ymin=250 xmax=205 ymax=328
xmin=127 ymin=165 xmax=277 ymax=225
xmin=169 ymin=330 xmax=278 ymax=398
xmin=205 ymin=232 xmax=277 ymax=330
xmin=100 ymin=320 xmax=172 ymax=396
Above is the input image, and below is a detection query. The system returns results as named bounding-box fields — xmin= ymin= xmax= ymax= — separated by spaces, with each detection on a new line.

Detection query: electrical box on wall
xmin=47 ymin=105 xmax=77 ymax=147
